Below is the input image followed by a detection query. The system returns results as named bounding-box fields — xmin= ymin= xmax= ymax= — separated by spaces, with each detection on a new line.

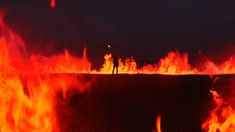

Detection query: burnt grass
xmin=55 ymin=74 xmax=235 ymax=132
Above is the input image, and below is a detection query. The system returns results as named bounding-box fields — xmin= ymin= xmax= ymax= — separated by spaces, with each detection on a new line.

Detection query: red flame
xmin=202 ymin=89 xmax=235 ymax=132
xmin=3 ymin=7 xmax=235 ymax=75
xmin=140 ymin=50 xmax=197 ymax=74
xmin=50 ymin=0 xmax=56 ymax=9
xmin=98 ymin=51 xmax=235 ymax=75
xmin=2 ymin=7 xmax=235 ymax=131
xmin=99 ymin=54 xmax=137 ymax=74
xmin=0 ymin=12 xmax=94 ymax=131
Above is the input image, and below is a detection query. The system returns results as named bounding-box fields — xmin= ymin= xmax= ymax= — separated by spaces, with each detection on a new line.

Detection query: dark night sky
xmin=1 ymin=0 xmax=235 ymax=68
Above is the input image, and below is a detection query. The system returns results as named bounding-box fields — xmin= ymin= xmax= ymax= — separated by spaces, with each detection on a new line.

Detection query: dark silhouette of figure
xmin=112 ymin=55 xmax=119 ymax=74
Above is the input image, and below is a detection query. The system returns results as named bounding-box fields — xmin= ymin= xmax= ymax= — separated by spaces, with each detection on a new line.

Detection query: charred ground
xmin=55 ymin=74 xmax=218 ymax=132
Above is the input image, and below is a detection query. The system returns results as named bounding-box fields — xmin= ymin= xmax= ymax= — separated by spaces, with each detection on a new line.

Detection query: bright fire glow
xmin=100 ymin=54 xmax=137 ymax=74
xmin=140 ymin=50 xmax=197 ymax=74
xmin=0 ymin=12 xmax=94 ymax=132
xmin=98 ymin=51 xmax=235 ymax=75
xmin=202 ymin=89 xmax=235 ymax=132
xmin=2 ymin=7 xmax=235 ymax=75
xmin=2 ymin=8 xmax=235 ymax=131
xmin=155 ymin=115 xmax=162 ymax=132
xmin=50 ymin=0 xmax=56 ymax=9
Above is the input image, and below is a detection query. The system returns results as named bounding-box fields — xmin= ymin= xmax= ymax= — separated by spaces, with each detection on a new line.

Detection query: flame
xmin=0 ymin=12 xmax=94 ymax=132
xmin=28 ymin=48 xmax=91 ymax=73
xmin=155 ymin=115 xmax=162 ymax=132
xmin=0 ymin=12 xmax=92 ymax=74
xmin=99 ymin=50 xmax=197 ymax=74
xmin=99 ymin=51 xmax=235 ymax=75
xmin=100 ymin=54 xmax=137 ymax=74
xmin=202 ymin=89 xmax=235 ymax=132
xmin=4 ymin=6 xmax=235 ymax=131
xmin=140 ymin=50 xmax=197 ymax=74
xmin=0 ymin=74 xmax=57 ymax=132
xmin=202 ymin=57 xmax=235 ymax=74
xmin=2 ymin=5 xmax=235 ymax=75
xmin=50 ymin=0 xmax=56 ymax=9
xmin=0 ymin=73 xmax=93 ymax=132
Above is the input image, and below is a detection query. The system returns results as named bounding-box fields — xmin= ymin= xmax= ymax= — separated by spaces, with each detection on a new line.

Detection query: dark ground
xmin=55 ymin=74 xmax=233 ymax=132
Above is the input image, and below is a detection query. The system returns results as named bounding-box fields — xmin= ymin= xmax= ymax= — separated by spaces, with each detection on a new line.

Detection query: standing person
xmin=112 ymin=55 xmax=119 ymax=74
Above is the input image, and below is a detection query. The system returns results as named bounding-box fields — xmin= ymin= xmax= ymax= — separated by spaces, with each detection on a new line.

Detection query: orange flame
xmin=3 ymin=4 xmax=235 ymax=75
xmin=155 ymin=115 xmax=162 ymax=132
xmin=140 ymin=50 xmax=197 ymax=74
xmin=0 ymin=74 xmax=58 ymax=132
xmin=4 ymin=7 xmax=235 ymax=131
xmin=0 ymin=12 xmax=94 ymax=132
xmin=28 ymin=48 xmax=91 ymax=73
xmin=99 ymin=50 xmax=197 ymax=74
xmin=100 ymin=54 xmax=137 ymax=74
xmin=99 ymin=51 xmax=235 ymax=75
xmin=202 ymin=57 xmax=235 ymax=74
xmin=202 ymin=89 xmax=235 ymax=132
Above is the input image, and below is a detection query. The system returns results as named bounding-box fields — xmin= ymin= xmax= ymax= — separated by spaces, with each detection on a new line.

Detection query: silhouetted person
xmin=112 ymin=55 xmax=119 ymax=74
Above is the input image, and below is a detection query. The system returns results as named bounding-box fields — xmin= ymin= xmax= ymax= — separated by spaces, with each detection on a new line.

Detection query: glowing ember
xmin=202 ymin=89 xmax=235 ymax=132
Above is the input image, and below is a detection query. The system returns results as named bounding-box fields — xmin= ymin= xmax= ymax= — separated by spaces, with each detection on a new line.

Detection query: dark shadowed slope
xmin=54 ymin=74 xmax=216 ymax=132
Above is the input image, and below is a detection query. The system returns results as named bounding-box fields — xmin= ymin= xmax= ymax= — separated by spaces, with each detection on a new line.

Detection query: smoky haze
xmin=1 ymin=0 xmax=235 ymax=68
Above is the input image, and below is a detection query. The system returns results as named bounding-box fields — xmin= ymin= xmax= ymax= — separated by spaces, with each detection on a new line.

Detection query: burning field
xmin=1 ymin=8 xmax=235 ymax=132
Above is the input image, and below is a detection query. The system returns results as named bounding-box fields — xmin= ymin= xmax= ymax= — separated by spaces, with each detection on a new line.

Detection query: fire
xmin=0 ymin=11 xmax=92 ymax=74
xmin=0 ymin=74 xmax=57 ymax=132
xmin=3 ymin=4 xmax=235 ymax=75
xmin=99 ymin=50 xmax=196 ymax=74
xmin=3 ymin=4 xmax=235 ymax=131
xmin=99 ymin=50 xmax=197 ymax=74
xmin=0 ymin=73 xmax=93 ymax=132
xmin=0 ymin=12 xmax=94 ymax=132
xmin=140 ymin=50 xmax=197 ymax=74
xmin=155 ymin=115 xmax=162 ymax=132
xmin=202 ymin=57 xmax=235 ymax=74
xmin=50 ymin=0 xmax=56 ymax=9
xmin=99 ymin=51 xmax=235 ymax=75
xmin=202 ymin=89 xmax=235 ymax=132
xmin=100 ymin=54 xmax=137 ymax=74
xmin=29 ymin=48 xmax=91 ymax=73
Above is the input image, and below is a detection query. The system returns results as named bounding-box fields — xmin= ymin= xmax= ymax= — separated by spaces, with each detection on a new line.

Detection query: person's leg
xmin=116 ymin=66 xmax=118 ymax=74
xmin=112 ymin=65 xmax=115 ymax=74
